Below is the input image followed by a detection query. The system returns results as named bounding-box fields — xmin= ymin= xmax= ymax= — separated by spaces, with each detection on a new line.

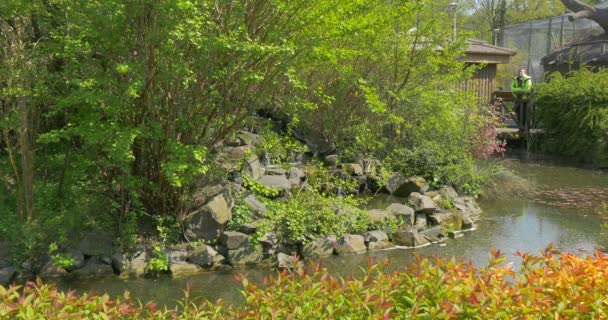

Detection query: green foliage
xmin=4 ymin=246 xmax=608 ymax=319
xmin=226 ymin=197 xmax=254 ymax=231
xmin=535 ymin=69 xmax=608 ymax=164
xmin=262 ymin=189 xmax=370 ymax=243
xmin=242 ymin=174 xmax=280 ymax=198
xmin=48 ymin=243 xmax=75 ymax=270
xmin=147 ymin=245 xmax=169 ymax=274
xmin=306 ymin=163 xmax=360 ymax=195
xmin=258 ymin=126 xmax=308 ymax=164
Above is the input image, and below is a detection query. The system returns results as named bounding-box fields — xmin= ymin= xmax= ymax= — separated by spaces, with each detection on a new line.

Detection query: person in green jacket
xmin=511 ymin=68 xmax=533 ymax=131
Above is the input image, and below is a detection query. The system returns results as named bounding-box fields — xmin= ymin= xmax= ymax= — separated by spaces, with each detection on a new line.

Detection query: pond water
xmin=54 ymin=153 xmax=608 ymax=306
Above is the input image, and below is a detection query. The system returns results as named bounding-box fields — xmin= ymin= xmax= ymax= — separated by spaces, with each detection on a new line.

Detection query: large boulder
xmin=419 ymin=226 xmax=446 ymax=243
xmin=259 ymin=232 xmax=280 ymax=257
xmin=256 ymin=175 xmax=292 ymax=192
xmin=361 ymin=159 xmax=379 ymax=176
xmin=243 ymin=155 xmax=263 ymax=180
xmin=363 ymin=230 xmax=389 ymax=243
xmin=276 ymin=253 xmax=302 ymax=271
xmin=288 ymin=167 xmax=305 ymax=186
xmin=0 ymin=266 xmax=16 ymax=286
xmin=71 ymin=259 xmax=115 ymax=278
xmin=342 ymin=163 xmax=363 ymax=176
xmin=221 ymin=231 xmax=250 ymax=250
xmin=409 ymin=192 xmax=437 ymax=214
xmin=413 ymin=213 xmax=428 ymax=231
xmin=392 ymin=229 xmax=430 ymax=247
xmin=184 ymin=192 xmax=233 ymax=241
xmin=76 ymin=232 xmax=113 ymax=258
xmin=334 ymin=235 xmax=367 ymax=255
xmin=39 ymin=262 xmax=69 ymax=278
xmin=301 ymin=237 xmax=336 ymax=258
xmin=244 ymin=194 xmax=268 ymax=217
xmin=386 ymin=175 xmax=428 ymax=197
xmin=190 ymin=182 xmax=228 ymax=210
xmin=368 ymin=241 xmax=396 ymax=251
xmin=237 ymin=131 xmax=260 ymax=146
xmin=227 ymin=247 xmax=263 ymax=265
xmin=121 ymin=250 xmax=148 ymax=278
xmin=453 ymin=196 xmax=482 ymax=218
xmin=188 ymin=245 xmax=225 ymax=268
xmin=366 ymin=209 xmax=389 ymax=224
xmin=64 ymin=248 xmax=86 ymax=272
xmin=385 ymin=203 xmax=415 ymax=225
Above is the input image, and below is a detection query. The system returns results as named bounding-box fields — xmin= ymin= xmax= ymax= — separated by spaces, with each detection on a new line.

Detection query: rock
xmin=453 ymin=197 xmax=482 ymax=218
xmin=439 ymin=186 xmax=459 ymax=200
xmin=122 ymin=251 xmax=148 ymax=278
xmin=188 ymin=245 xmax=225 ymax=267
xmin=237 ymin=222 xmax=259 ymax=235
xmin=190 ymin=182 xmax=228 ymax=210
xmin=409 ymin=192 xmax=437 ymax=214
xmin=366 ymin=209 xmax=389 ymax=224
xmin=276 ymin=253 xmax=302 ymax=271
xmin=462 ymin=215 xmax=475 ymax=230
xmin=368 ymin=241 xmax=396 ymax=251
xmin=392 ymin=229 xmax=430 ymax=247
xmin=413 ymin=213 xmax=427 ymax=231
xmin=184 ymin=192 xmax=233 ymax=241
xmin=238 ymin=131 xmax=260 ymax=146
xmin=324 ymin=155 xmax=338 ymax=166
xmin=71 ymin=259 xmax=115 ymax=278
xmin=221 ymin=231 xmax=250 ymax=250
xmin=243 ymin=156 xmax=263 ymax=180
xmin=334 ymin=234 xmax=367 ymax=255
xmin=111 ymin=253 xmax=125 ymax=275
xmin=39 ymin=262 xmax=69 ymax=278
xmin=167 ymin=249 xmax=188 ymax=264
xmin=386 ymin=174 xmax=428 ymax=197
xmin=301 ymin=237 xmax=336 ymax=258
xmin=361 ymin=159 xmax=379 ymax=176
xmin=170 ymin=262 xmax=201 ymax=276
xmin=288 ymin=167 xmax=305 ymax=186
xmin=259 ymin=232 xmax=280 ymax=257
xmin=342 ymin=163 xmax=363 ymax=176
xmin=420 ymin=226 xmax=446 ymax=243
xmin=363 ymin=230 xmax=389 ymax=243
xmin=385 ymin=203 xmax=415 ymax=225
xmin=76 ymin=232 xmax=113 ymax=257
xmin=64 ymin=248 xmax=86 ymax=272
xmin=217 ymin=145 xmax=255 ymax=163
xmin=265 ymin=168 xmax=288 ymax=176
xmin=257 ymin=175 xmax=292 ymax=192
xmin=244 ymin=194 xmax=268 ymax=217
xmin=294 ymin=127 xmax=335 ymax=156
xmin=0 ymin=266 xmax=16 ymax=286
xmin=227 ymin=247 xmax=263 ymax=265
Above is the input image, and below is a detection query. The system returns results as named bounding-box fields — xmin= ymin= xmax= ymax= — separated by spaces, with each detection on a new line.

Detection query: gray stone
xmin=170 ymin=262 xmax=201 ymax=276
xmin=111 ymin=253 xmax=125 ymax=275
xmin=39 ymin=262 xmax=69 ymax=278
xmin=386 ymin=174 xmax=429 ymax=197
xmin=77 ymin=232 xmax=113 ymax=257
xmin=366 ymin=209 xmax=389 ymax=224
xmin=217 ymin=145 xmax=255 ymax=163
xmin=409 ymin=192 xmax=437 ymax=214
xmin=244 ymin=156 xmax=263 ymax=180
xmin=244 ymin=194 xmax=268 ymax=217
xmin=439 ymin=186 xmax=459 ymax=200
xmin=64 ymin=248 xmax=86 ymax=271
xmin=301 ymin=237 xmax=336 ymax=258
xmin=185 ymin=192 xmax=233 ymax=241
xmin=363 ymin=230 xmax=389 ymax=243
xmin=324 ymin=155 xmax=339 ymax=166
xmin=188 ymin=245 xmax=225 ymax=267
xmin=385 ymin=203 xmax=415 ymax=225
xmin=122 ymin=251 xmax=148 ymax=278
xmin=71 ymin=259 xmax=115 ymax=278
xmin=462 ymin=215 xmax=475 ymax=230
xmin=257 ymin=175 xmax=292 ymax=192
xmin=288 ymin=167 xmax=305 ymax=186
xmin=392 ymin=229 xmax=430 ymax=247
xmin=264 ymin=168 xmax=288 ymax=176
xmin=167 ymin=249 xmax=188 ymax=264
xmin=414 ymin=213 xmax=427 ymax=231
xmin=227 ymin=247 xmax=263 ymax=265
xmin=368 ymin=241 xmax=396 ymax=251
xmin=0 ymin=266 xmax=16 ymax=286
xmin=238 ymin=131 xmax=260 ymax=146
xmin=190 ymin=182 xmax=228 ymax=210
xmin=453 ymin=197 xmax=482 ymax=219
xmin=221 ymin=231 xmax=250 ymax=250
xmin=361 ymin=159 xmax=379 ymax=176
xmin=420 ymin=226 xmax=446 ymax=243
xmin=342 ymin=163 xmax=363 ymax=176
xmin=237 ymin=222 xmax=258 ymax=235
xmin=276 ymin=252 xmax=302 ymax=271
xmin=334 ymin=234 xmax=367 ymax=255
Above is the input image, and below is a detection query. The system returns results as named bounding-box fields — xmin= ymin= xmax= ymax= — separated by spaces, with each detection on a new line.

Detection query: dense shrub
xmin=535 ymin=69 xmax=608 ymax=164
xmin=2 ymin=246 xmax=608 ymax=319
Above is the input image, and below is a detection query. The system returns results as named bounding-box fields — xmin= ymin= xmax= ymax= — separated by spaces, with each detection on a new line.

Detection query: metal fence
xmin=500 ymin=2 xmax=608 ymax=85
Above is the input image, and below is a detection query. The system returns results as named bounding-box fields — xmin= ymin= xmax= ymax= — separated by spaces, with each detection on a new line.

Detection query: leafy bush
xmin=535 ymin=69 xmax=608 ymax=163
xmin=3 ymin=246 xmax=608 ymax=319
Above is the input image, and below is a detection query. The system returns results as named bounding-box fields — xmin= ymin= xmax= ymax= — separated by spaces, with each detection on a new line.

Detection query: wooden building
xmin=458 ymin=39 xmax=516 ymax=104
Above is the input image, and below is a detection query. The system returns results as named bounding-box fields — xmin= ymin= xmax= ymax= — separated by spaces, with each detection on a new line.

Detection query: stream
xmin=53 ymin=153 xmax=608 ymax=306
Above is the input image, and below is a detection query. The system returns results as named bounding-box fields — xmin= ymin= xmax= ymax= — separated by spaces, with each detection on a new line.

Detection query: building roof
xmin=459 ymin=39 xmax=517 ymax=64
